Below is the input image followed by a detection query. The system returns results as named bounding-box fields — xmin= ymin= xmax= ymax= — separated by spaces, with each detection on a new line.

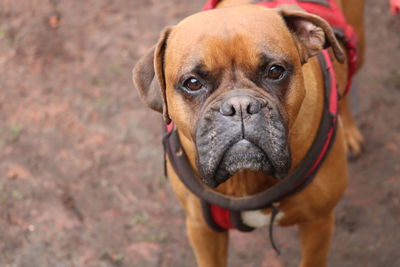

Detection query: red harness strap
xmin=210 ymin=204 xmax=233 ymax=229
xmin=203 ymin=0 xmax=358 ymax=95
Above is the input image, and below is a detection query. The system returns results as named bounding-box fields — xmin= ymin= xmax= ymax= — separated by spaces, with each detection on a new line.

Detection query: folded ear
xmin=132 ymin=27 xmax=173 ymax=123
xmin=277 ymin=4 xmax=345 ymax=64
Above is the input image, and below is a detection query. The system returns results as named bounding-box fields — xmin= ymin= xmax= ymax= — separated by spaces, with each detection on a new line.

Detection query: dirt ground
xmin=0 ymin=0 xmax=399 ymax=266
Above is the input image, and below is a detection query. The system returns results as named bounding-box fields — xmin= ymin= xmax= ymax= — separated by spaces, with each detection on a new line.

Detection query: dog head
xmin=133 ymin=5 xmax=344 ymax=187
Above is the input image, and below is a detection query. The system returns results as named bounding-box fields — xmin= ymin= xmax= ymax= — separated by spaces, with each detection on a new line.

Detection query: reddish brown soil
xmin=0 ymin=0 xmax=399 ymax=266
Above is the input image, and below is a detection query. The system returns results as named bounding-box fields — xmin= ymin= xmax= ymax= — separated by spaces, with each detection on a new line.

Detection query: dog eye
xmin=267 ymin=65 xmax=285 ymax=80
xmin=183 ymin=77 xmax=203 ymax=91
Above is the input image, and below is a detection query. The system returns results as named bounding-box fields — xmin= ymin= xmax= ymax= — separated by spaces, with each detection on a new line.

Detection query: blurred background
xmin=0 ymin=0 xmax=399 ymax=266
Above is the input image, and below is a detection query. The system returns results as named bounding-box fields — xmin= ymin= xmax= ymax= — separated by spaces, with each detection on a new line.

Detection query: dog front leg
xmin=186 ymin=218 xmax=228 ymax=267
xmin=298 ymin=213 xmax=335 ymax=267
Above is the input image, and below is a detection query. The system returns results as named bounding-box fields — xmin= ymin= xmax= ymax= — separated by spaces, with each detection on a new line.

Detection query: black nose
xmin=220 ymin=94 xmax=261 ymax=118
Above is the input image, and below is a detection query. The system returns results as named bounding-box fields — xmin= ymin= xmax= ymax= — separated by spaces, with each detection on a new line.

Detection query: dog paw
xmin=343 ymin=123 xmax=364 ymax=160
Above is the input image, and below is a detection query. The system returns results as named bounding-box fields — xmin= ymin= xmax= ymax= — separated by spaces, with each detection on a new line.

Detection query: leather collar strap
xmin=162 ymin=50 xmax=338 ymax=212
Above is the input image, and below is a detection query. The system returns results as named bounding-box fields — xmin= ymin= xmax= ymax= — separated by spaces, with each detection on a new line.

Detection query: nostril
xmin=247 ymin=101 xmax=261 ymax=115
xmin=220 ymin=101 xmax=236 ymax=116
xmin=246 ymin=105 xmax=252 ymax=115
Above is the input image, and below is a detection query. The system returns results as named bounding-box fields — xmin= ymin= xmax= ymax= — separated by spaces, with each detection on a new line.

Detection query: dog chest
xmin=241 ymin=210 xmax=283 ymax=228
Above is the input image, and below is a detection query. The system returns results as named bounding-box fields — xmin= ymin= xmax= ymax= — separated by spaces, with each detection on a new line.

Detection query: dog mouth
xmin=212 ymin=139 xmax=275 ymax=186
xmin=197 ymin=129 xmax=291 ymax=188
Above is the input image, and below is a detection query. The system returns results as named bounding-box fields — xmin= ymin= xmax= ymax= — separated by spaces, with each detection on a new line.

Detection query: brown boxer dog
xmin=133 ymin=1 xmax=364 ymax=266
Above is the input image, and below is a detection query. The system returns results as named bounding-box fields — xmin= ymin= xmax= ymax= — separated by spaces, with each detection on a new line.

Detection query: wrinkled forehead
xmin=164 ymin=5 xmax=298 ymax=76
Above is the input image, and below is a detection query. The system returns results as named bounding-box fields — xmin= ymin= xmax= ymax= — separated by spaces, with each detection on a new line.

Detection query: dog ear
xmin=277 ymin=4 xmax=345 ymax=64
xmin=132 ymin=27 xmax=173 ymax=124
